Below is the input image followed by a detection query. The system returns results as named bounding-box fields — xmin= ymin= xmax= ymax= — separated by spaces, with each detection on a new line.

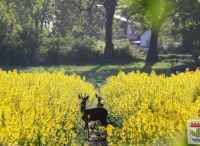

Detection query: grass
xmin=0 ymin=61 xmax=173 ymax=88
xmin=1 ymin=52 xmax=196 ymax=88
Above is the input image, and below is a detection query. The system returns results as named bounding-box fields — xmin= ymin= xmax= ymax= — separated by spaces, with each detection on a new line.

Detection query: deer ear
xmin=78 ymin=94 xmax=82 ymax=99
xmin=96 ymin=94 xmax=102 ymax=99
xmin=86 ymin=96 xmax=89 ymax=100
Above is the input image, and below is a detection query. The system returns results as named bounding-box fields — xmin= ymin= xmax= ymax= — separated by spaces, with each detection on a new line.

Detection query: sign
xmin=188 ymin=119 xmax=200 ymax=144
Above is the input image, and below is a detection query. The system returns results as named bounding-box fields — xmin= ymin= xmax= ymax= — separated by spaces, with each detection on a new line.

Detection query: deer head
xmin=79 ymin=94 xmax=89 ymax=113
xmin=95 ymin=94 xmax=104 ymax=108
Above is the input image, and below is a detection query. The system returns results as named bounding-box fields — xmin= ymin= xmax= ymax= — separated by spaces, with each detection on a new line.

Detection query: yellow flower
xmin=1 ymin=69 xmax=200 ymax=145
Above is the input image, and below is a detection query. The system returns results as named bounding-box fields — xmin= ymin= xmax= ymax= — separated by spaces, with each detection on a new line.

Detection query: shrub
xmin=114 ymin=40 xmax=144 ymax=61
xmin=37 ymin=36 xmax=73 ymax=64
xmin=72 ymin=36 xmax=102 ymax=61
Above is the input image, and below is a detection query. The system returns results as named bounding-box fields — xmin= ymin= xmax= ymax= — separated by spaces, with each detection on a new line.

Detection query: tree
xmin=0 ymin=0 xmax=22 ymax=64
xmin=173 ymin=0 xmax=200 ymax=63
xmin=120 ymin=0 xmax=181 ymax=62
xmin=104 ymin=0 xmax=117 ymax=58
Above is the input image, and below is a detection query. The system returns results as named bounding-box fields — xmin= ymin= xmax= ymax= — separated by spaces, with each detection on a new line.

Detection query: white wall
xmin=140 ymin=30 xmax=151 ymax=48
xmin=126 ymin=24 xmax=137 ymax=40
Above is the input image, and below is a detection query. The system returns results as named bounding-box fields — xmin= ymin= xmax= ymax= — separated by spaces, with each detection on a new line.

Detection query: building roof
xmin=96 ymin=4 xmax=130 ymax=22
xmin=138 ymin=30 xmax=151 ymax=37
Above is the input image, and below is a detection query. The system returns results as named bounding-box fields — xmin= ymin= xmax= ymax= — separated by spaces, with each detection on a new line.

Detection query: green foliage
xmin=0 ymin=0 xmax=107 ymax=65
xmin=119 ymin=0 xmax=180 ymax=62
xmin=114 ymin=40 xmax=144 ymax=61
xmin=72 ymin=36 xmax=102 ymax=61
xmin=0 ymin=0 xmax=199 ymax=65
xmin=158 ymin=18 xmax=183 ymax=54
xmin=173 ymin=0 xmax=200 ymax=62
xmin=37 ymin=35 xmax=73 ymax=64
xmin=36 ymin=35 xmax=105 ymax=64
xmin=119 ymin=0 xmax=176 ymax=31
xmin=114 ymin=41 xmax=133 ymax=60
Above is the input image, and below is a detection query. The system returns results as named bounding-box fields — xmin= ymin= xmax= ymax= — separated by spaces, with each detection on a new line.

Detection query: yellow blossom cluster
xmin=0 ymin=69 xmax=200 ymax=145
xmin=0 ymin=70 xmax=95 ymax=145
xmin=101 ymin=70 xmax=200 ymax=145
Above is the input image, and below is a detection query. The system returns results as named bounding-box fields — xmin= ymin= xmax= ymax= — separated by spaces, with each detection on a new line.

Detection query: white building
xmin=97 ymin=4 xmax=137 ymax=40
xmin=139 ymin=30 xmax=151 ymax=48
xmin=97 ymin=4 xmax=151 ymax=48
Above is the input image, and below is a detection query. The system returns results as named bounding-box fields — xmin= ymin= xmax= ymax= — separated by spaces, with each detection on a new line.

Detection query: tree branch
xmin=67 ymin=0 xmax=96 ymax=12
xmin=166 ymin=0 xmax=184 ymax=18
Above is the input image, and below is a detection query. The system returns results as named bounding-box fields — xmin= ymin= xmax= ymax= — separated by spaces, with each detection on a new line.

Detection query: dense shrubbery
xmin=37 ymin=35 xmax=73 ymax=64
xmin=0 ymin=35 xmax=105 ymax=65
xmin=114 ymin=40 xmax=143 ymax=61
xmin=0 ymin=35 xmax=145 ymax=65
xmin=0 ymin=70 xmax=200 ymax=145
xmin=114 ymin=41 xmax=133 ymax=60
xmin=72 ymin=36 xmax=103 ymax=62
xmin=0 ymin=27 xmax=42 ymax=66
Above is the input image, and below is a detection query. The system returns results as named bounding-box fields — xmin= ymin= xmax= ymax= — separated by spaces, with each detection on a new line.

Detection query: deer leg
xmin=87 ymin=124 xmax=90 ymax=139
xmin=85 ymin=118 xmax=90 ymax=139
xmin=101 ymin=119 xmax=108 ymax=127
xmin=87 ymin=117 xmax=90 ymax=139
xmin=84 ymin=121 xmax=88 ymax=130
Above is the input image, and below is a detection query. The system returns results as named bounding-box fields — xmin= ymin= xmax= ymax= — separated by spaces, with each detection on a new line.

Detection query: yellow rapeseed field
xmin=0 ymin=70 xmax=95 ymax=145
xmin=101 ymin=70 xmax=200 ymax=145
xmin=0 ymin=69 xmax=200 ymax=145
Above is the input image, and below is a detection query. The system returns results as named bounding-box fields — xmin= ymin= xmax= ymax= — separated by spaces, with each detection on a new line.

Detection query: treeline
xmin=0 ymin=0 xmax=199 ymax=66
xmin=0 ymin=0 xmax=107 ymax=65
xmin=120 ymin=0 xmax=200 ymax=62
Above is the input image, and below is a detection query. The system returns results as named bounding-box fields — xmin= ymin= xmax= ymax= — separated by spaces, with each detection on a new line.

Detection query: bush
xmin=37 ymin=35 xmax=73 ymax=64
xmin=72 ymin=36 xmax=103 ymax=61
xmin=114 ymin=40 xmax=144 ymax=61
xmin=0 ymin=26 xmax=39 ymax=66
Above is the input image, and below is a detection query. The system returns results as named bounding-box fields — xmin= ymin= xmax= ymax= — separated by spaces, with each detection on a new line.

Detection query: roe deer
xmin=96 ymin=94 xmax=104 ymax=108
xmin=79 ymin=94 xmax=108 ymax=133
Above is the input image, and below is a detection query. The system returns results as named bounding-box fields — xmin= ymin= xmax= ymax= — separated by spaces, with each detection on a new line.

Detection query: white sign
xmin=188 ymin=119 xmax=200 ymax=144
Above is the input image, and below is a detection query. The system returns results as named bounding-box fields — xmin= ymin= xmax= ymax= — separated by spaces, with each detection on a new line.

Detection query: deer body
xmin=81 ymin=108 xmax=108 ymax=127
xmin=79 ymin=94 xmax=108 ymax=132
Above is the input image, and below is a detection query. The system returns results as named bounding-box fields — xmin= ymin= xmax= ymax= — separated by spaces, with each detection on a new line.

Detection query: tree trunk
xmin=34 ymin=18 xmax=39 ymax=30
xmin=104 ymin=0 xmax=117 ymax=58
xmin=182 ymin=31 xmax=190 ymax=53
xmin=146 ymin=30 xmax=159 ymax=62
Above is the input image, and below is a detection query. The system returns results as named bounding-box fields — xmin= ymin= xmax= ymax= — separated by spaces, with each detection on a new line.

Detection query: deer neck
xmin=81 ymin=102 xmax=86 ymax=113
